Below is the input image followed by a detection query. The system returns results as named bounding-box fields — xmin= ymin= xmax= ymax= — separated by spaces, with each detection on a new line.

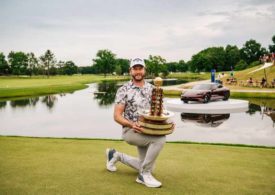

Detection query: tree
xmin=225 ymin=45 xmax=240 ymax=71
xmin=92 ymin=49 xmax=116 ymax=77
xmin=79 ymin=66 xmax=95 ymax=74
xmin=27 ymin=52 xmax=38 ymax=77
xmin=63 ymin=61 xmax=78 ymax=75
xmin=161 ymin=65 xmax=169 ymax=78
xmin=8 ymin=51 xmax=28 ymax=75
xmin=164 ymin=60 xmax=187 ymax=73
xmin=178 ymin=60 xmax=188 ymax=72
xmin=235 ymin=60 xmax=248 ymax=70
xmin=56 ymin=61 xmax=65 ymax=74
xmin=146 ymin=55 xmax=166 ymax=76
xmin=189 ymin=47 xmax=226 ymax=72
xmin=190 ymin=53 xmax=209 ymax=72
xmin=165 ymin=62 xmax=178 ymax=72
xmin=40 ymin=50 xmax=56 ymax=78
xmin=240 ymin=39 xmax=267 ymax=64
xmin=0 ymin=52 xmax=9 ymax=75
xmin=115 ymin=65 xmax=122 ymax=75
xmin=115 ymin=58 xmax=130 ymax=75
xmin=269 ymin=35 xmax=275 ymax=53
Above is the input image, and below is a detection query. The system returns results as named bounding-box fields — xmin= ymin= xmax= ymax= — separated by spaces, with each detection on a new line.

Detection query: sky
xmin=0 ymin=0 xmax=275 ymax=66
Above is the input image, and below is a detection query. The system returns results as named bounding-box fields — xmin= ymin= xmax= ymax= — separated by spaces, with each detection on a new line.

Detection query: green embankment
xmin=0 ymin=75 xmax=128 ymax=99
xmin=164 ymin=66 xmax=275 ymax=98
xmin=0 ymin=137 xmax=274 ymax=194
xmin=232 ymin=64 xmax=275 ymax=83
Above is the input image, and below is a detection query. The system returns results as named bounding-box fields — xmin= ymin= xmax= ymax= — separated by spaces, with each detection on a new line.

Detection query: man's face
xmin=130 ymin=65 xmax=145 ymax=82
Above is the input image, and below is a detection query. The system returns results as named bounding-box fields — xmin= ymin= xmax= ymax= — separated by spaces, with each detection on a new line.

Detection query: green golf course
xmin=1 ymin=74 xmax=275 ymax=194
xmin=0 ymin=137 xmax=275 ymax=194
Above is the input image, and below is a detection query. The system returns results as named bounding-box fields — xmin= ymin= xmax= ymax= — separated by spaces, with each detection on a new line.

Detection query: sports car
xmin=181 ymin=83 xmax=230 ymax=103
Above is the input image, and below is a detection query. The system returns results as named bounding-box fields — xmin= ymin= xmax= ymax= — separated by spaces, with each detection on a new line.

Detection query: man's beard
xmin=132 ymin=74 xmax=144 ymax=82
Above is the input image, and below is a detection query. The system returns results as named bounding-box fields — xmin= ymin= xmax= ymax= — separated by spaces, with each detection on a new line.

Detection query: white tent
xmin=248 ymin=62 xmax=274 ymax=74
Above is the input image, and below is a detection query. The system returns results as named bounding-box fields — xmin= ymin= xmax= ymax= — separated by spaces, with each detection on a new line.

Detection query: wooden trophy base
xmin=138 ymin=116 xmax=174 ymax=135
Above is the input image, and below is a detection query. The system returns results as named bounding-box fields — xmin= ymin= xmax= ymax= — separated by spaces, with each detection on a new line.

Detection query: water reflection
xmin=0 ymin=101 xmax=7 ymax=109
xmin=0 ymin=95 xmax=59 ymax=110
xmin=246 ymin=103 xmax=261 ymax=115
xmin=41 ymin=95 xmax=58 ymax=109
xmin=92 ymin=79 xmax=188 ymax=107
xmin=93 ymin=81 xmax=119 ymax=106
xmin=263 ymin=107 xmax=275 ymax=127
xmin=10 ymin=97 xmax=39 ymax=108
xmin=181 ymin=113 xmax=230 ymax=127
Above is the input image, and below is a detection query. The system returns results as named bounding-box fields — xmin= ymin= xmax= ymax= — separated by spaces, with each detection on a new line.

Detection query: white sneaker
xmin=136 ymin=172 xmax=162 ymax=188
xmin=106 ymin=148 xmax=118 ymax=172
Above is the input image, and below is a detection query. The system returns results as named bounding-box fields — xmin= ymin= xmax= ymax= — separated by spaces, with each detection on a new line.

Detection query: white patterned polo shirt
xmin=115 ymin=80 xmax=153 ymax=122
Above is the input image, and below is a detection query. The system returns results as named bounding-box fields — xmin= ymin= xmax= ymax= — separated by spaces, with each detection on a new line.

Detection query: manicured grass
xmin=0 ymin=75 xmax=128 ymax=99
xmin=0 ymin=136 xmax=275 ymax=194
xmin=167 ymin=72 xmax=210 ymax=80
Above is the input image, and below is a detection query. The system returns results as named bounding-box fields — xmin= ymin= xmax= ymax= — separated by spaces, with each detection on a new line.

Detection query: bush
xmin=247 ymin=60 xmax=260 ymax=68
xmin=235 ymin=60 xmax=248 ymax=70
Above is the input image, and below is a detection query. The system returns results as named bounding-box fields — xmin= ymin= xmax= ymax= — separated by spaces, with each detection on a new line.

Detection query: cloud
xmin=0 ymin=0 xmax=275 ymax=65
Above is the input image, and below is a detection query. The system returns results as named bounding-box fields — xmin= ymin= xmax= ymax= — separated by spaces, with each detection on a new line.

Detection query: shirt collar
xmin=129 ymin=80 xmax=149 ymax=89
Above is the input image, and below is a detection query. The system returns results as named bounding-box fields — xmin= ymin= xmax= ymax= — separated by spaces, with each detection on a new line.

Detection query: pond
xmin=0 ymin=80 xmax=275 ymax=147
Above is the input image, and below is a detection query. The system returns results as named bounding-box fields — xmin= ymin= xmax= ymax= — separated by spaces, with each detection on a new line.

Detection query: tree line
xmin=0 ymin=50 xmax=78 ymax=77
xmin=0 ymin=35 xmax=274 ymax=77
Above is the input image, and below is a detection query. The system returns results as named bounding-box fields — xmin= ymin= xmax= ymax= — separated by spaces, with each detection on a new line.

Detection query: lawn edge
xmin=1 ymin=135 xmax=274 ymax=149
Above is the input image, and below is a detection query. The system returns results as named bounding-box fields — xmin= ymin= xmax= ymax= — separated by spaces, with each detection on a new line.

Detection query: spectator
xmin=271 ymin=79 xmax=275 ymax=88
xmin=260 ymin=77 xmax=267 ymax=88
xmin=247 ymin=77 xmax=253 ymax=87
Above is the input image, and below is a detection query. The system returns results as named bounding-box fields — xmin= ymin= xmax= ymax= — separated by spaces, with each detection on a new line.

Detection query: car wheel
xmin=203 ymin=94 xmax=210 ymax=103
xmin=223 ymin=92 xmax=230 ymax=101
xmin=184 ymin=100 xmax=188 ymax=104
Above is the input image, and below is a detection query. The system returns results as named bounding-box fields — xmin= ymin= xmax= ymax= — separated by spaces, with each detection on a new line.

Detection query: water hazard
xmin=0 ymin=80 xmax=274 ymax=146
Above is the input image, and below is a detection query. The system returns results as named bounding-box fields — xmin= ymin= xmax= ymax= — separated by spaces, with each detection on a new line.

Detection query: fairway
xmin=0 ymin=137 xmax=275 ymax=194
xmin=0 ymin=75 xmax=128 ymax=99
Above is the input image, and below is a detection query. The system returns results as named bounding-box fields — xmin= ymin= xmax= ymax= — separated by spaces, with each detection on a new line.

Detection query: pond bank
xmin=0 ymin=75 xmax=128 ymax=99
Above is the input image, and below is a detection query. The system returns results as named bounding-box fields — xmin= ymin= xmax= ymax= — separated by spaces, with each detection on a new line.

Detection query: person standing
xmin=106 ymin=57 xmax=168 ymax=188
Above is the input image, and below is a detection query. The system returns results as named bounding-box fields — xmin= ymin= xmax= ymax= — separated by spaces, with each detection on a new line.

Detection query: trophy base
xmin=138 ymin=116 xmax=174 ymax=136
xmin=138 ymin=110 xmax=174 ymax=121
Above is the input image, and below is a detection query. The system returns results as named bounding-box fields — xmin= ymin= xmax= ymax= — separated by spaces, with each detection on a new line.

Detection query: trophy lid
xmin=154 ymin=77 xmax=163 ymax=87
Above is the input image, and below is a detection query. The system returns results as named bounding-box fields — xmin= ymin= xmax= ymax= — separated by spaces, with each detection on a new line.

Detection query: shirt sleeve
xmin=115 ymin=86 xmax=127 ymax=105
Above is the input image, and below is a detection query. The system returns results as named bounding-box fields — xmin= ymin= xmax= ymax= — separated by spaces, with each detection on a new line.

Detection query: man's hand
xmin=132 ymin=121 xmax=144 ymax=133
xmin=171 ymin=122 xmax=176 ymax=132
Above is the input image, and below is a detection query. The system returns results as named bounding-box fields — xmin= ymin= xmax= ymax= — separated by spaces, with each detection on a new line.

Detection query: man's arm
xmin=114 ymin=104 xmax=133 ymax=128
xmin=114 ymin=104 xmax=143 ymax=133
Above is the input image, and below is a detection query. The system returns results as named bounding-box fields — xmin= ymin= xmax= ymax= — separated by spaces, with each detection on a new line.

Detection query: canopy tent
xmin=248 ymin=62 xmax=274 ymax=81
xmin=248 ymin=62 xmax=274 ymax=74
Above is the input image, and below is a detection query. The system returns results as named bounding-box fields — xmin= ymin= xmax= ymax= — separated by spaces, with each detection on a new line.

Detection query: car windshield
xmin=192 ymin=84 xmax=213 ymax=90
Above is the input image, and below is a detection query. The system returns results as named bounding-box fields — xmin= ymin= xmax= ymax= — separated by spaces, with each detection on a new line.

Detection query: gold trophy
xmin=138 ymin=77 xmax=174 ymax=135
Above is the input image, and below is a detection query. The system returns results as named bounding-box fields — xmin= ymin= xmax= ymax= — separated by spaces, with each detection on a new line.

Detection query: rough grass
xmin=1 ymin=136 xmax=275 ymax=195
xmin=232 ymin=64 xmax=275 ymax=83
xmin=220 ymin=65 xmax=275 ymax=89
xmin=0 ymin=75 xmax=128 ymax=99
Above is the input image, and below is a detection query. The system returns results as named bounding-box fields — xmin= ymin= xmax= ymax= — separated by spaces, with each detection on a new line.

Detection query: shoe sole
xmin=136 ymin=178 xmax=161 ymax=188
xmin=106 ymin=149 xmax=116 ymax=172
